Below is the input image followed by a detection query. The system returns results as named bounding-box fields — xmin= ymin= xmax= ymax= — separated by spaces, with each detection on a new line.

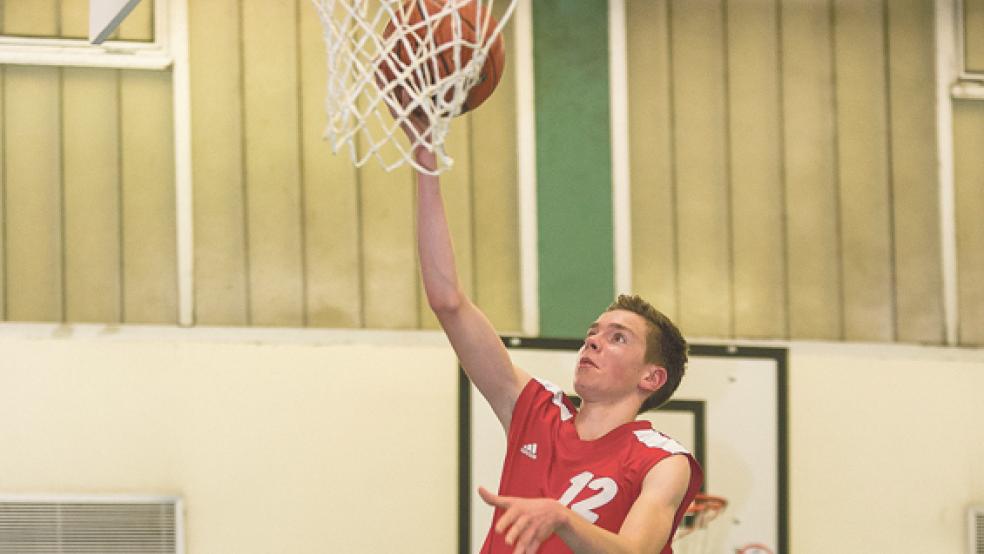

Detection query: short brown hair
xmin=606 ymin=294 xmax=688 ymax=411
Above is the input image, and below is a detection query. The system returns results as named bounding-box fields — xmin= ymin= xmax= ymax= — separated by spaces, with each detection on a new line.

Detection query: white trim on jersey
xmin=632 ymin=429 xmax=690 ymax=455
xmin=533 ymin=378 xmax=574 ymax=421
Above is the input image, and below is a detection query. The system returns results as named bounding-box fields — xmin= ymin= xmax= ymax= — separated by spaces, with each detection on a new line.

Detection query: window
xmin=0 ymin=0 xmax=171 ymax=70
xmin=954 ymin=0 xmax=984 ymax=98
xmin=961 ymin=0 xmax=984 ymax=76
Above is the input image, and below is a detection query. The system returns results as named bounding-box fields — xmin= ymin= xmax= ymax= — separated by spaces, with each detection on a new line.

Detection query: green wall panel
xmin=533 ymin=0 xmax=613 ymax=337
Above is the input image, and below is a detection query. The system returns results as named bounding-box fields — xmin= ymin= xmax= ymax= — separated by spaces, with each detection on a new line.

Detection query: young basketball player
xmin=398 ymin=103 xmax=701 ymax=552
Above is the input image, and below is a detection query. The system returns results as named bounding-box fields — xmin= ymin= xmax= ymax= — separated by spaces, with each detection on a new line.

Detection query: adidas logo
xmin=520 ymin=443 xmax=538 ymax=460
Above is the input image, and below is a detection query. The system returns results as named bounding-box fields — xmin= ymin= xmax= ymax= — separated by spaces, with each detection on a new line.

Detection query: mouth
xmin=577 ymin=357 xmax=598 ymax=369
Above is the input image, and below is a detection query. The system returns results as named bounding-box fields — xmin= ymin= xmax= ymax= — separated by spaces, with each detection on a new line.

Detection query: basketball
xmin=379 ymin=0 xmax=506 ymax=115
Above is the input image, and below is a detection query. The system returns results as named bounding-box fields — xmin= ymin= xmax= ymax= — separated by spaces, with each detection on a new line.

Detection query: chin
xmin=572 ymin=378 xmax=593 ymax=401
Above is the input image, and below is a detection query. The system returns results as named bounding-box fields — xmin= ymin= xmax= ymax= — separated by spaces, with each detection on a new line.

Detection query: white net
xmin=310 ymin=0 xmax=518 ymax=174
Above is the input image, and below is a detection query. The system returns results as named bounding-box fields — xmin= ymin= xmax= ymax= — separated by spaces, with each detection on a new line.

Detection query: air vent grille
xmin=0 ymin=496 xmax=180 ymax=553
xmin=971 ymin=505 xmax=984 ymax=554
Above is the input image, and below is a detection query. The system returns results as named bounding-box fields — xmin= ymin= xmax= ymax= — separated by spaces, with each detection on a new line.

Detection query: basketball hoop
xmin=309 ymin=0 xmax=519 ymax=175
xmin=673 ymin=494 xmax=728 ymax=554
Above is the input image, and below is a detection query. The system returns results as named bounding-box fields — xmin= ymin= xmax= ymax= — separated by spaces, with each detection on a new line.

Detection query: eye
xmin=613 ymin=332 xmax=627 ymax=344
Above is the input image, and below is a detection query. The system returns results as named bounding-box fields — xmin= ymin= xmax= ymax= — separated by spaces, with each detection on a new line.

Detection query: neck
xmin=573 ymin=397 xmax=642 ymax=441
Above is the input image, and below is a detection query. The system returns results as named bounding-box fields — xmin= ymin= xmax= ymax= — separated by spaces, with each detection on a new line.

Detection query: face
xmin=574 ymin=309 xmax=663 ymax=404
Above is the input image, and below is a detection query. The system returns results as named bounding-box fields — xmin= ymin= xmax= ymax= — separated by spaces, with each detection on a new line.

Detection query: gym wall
xmin=0 ymin=328 xmax=461 ymax=553
xmin=1 ymin=1 xmax=984 ymax=552
xmin=1 ymin=0 xmax=981 ymax=347
xmin=2 ymin=329 xmax=983 ymax=553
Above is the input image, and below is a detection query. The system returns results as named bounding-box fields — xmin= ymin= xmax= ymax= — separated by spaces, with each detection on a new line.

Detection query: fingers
xmin=503 ymin=513 xmax=530 ymax=546
xmin=510 ymin=515 xmax=542 ymax=552
xmin=481 ymin=492 xmax=560 ymax=554
xmin=495 ymin=502 xmax=522 ymax=534
xmin=513 ymin=525 xmax=549 ymax=554
xmin=478 ymin=486 xmax=505 ymax=507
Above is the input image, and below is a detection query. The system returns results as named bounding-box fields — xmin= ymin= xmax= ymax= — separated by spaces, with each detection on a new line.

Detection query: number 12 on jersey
xmin=557 ymin=471 xmax=618 ymax=523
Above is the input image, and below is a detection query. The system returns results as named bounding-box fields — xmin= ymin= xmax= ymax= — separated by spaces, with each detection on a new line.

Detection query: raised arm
xmin=413 ymin=145 xmax=531 ymax=429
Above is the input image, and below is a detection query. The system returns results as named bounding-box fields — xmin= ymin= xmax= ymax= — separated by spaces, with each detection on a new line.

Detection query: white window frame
xmin=0 ymin=0 xmax=172 ymax=70
xmin=952 ymin=0 xmax=984 ymax=99
xmin=0 ymin=0 xmax=194 ymax=326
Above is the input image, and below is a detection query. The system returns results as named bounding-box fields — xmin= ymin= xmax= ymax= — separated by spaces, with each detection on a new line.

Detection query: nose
xmin=584 ymin=335 xmax=600 ymax=351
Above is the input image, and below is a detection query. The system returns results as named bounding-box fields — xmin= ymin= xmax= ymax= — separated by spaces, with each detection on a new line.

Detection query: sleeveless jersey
xmin=480 ymin=378 xmax=703 ymax=554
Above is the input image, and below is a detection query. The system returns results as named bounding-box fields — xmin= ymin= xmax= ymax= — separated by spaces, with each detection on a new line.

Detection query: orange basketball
xmin=379 ymin=0 xmax=506 ymax=115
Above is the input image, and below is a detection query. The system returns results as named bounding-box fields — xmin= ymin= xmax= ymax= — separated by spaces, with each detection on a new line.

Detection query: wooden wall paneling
xmin=418 ymin=116 xmax=474 ymax=331
xmin=120 ymin=70 xmax=177 ymax=324
xmin=240 ymin=0 xmax=305 ymax=327
xmin=0 ymin=68 xmax=5 ymax=320
xmin=358 ymin=161 xmax=417 ymax=329
xmin=832 ymin=0 xmax=894 ymax=341
xmin=726 ymin=0 xmax=787 ymax=339
xmin=351 ymin=3 xmax=418 ymax=329
xmin=298 ymin=0 xmax=362 ymax=328
xmin=118 ymin=0 xmax=154 ymax=41
xmin=0 ymin=68 xmax=4 ymax=320
xmin=669 ymin=0 xmax=731 ymax=337
xmin=626 ymin=0 xmax=677 ymax=321
xmin=62 ymin=67 xmax=122 ymax=323
xmin=780 ymin=0 xmax=842 ymax=340
xmin=953 ymin=100 xmax=984 ymax=346
xmin=471 ymin=6 xmax=522 ymax=333
xmin=3 ymin=66 xmax=63 ymax=321
xmin=60 ymin=0 xmax=87 ymax=38
xmin=886 ymin=0 xmax=944 ymax=343
xmin=2 ymin=1 xmax=57 ymax=36
xmin=189 ymin=0 xmax=249 ymax=325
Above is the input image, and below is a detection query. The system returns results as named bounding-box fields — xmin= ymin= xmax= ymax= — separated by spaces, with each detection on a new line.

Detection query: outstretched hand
xmin=479 ymin=486 xmax=569 ymax=554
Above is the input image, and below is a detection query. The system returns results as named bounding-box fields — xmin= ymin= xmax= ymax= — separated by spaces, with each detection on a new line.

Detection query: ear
xmin=639 ymin=364 xmax=668 ymax=394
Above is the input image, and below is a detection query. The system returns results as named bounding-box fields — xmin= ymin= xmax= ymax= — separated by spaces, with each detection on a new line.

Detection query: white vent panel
xmin=971 ymin=505 xmax=984 ymax=554
xmin=0 ymin=496 xmax=181 ymax=553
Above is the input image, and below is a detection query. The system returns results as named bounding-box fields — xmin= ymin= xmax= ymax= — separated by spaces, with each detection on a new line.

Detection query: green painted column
xmin=533 ymin=0 xmax=614 ymax=337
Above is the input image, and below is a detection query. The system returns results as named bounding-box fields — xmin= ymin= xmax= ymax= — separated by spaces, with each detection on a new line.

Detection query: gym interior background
xmin=1 ymin=0 xmax=983 ymax=552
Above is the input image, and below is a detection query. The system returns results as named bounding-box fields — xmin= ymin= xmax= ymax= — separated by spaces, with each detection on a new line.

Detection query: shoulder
xmin=643 ymin=453 xmax=692 ymax=487
xmin=616 ymin=452 xmax=699 ymax=552
xmin=630 ymin=428 xmax=691 ymax=455
xmin=515 ymin=377 xmax=577 ymax=421
xmin=625 ymin=427 xmax=703 ymax=491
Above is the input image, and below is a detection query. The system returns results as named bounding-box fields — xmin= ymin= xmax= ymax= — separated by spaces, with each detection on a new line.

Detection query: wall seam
xmin=55 ymin=3 xmax=68 ymax=323
xmin=294 ymin=0 xmax=310 ymax=327
xmin=467 ymin=115 xmax=479 ymax=308
xmin=882 ymin=0 xmax=899 ymax=342
xmin=722 ymin=0 xmax=736 ymax=339
xmin=667 ymin=0 xmax=682 ymax=325
xmin=776 ymin=0 xmax=792 ymax=340
xmin=116 ymin=69 xmax=126 ymax=323
xmin=829 ymin=0 xmax=846 ymax=341
xmin=58 ymin=67 xmax=67 ymax=322
xmin=237 ymin=0 xmax=252 ymax=325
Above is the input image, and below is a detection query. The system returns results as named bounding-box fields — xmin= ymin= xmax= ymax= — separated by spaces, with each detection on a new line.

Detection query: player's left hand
xmin=478 ymin=486 xmax=569 ymax=554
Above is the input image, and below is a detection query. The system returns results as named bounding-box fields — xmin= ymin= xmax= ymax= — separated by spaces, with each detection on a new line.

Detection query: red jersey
xmin=480 ymin=378 xmax=703 ymax=554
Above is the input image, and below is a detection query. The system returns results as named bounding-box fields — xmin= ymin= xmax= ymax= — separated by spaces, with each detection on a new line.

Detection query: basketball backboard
xmin=460 ymin=338 xmax=788 ymax=554
xmin=89 ymin=0 xmax=143 ymax=44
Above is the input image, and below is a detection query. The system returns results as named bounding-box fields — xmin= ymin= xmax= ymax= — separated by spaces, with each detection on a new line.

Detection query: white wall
xmin=788 ymin=342 xmax=984 ymax=553
xmin=1 ymin=325 xmax=983 ymax=553
xmin=0 ymin=325 xmax=459 ymax=554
